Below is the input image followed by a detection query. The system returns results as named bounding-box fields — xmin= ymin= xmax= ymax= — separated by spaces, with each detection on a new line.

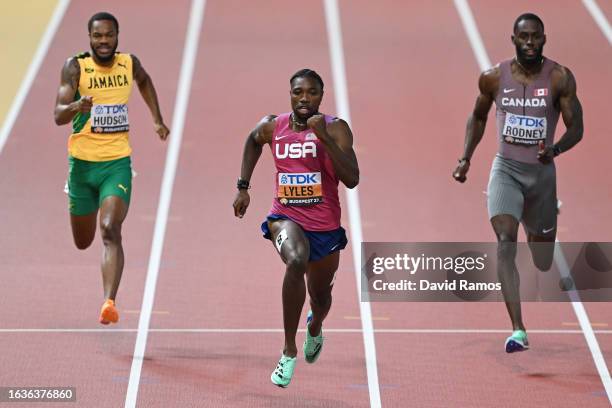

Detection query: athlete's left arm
xmin=539 ymin=66 xmax=583 ymax=162
xmin=307 ymin=115 xmax=359 ymax=189
xmin=132 ymin=55 xmax=170 ymax=140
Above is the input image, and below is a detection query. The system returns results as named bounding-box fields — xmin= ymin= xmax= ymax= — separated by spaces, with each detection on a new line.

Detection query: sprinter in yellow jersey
xmin=54 ymin=12 xmax=169 ymax=324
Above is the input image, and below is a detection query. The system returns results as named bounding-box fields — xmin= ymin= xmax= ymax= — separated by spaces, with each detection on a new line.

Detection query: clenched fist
xmin=306 ymin=114 xmax=327 ymax=137
xmin=74 ymin=95 xmax=93 ymax=113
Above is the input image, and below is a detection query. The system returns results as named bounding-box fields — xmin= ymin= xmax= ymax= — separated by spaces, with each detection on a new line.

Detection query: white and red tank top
xmin=268 ymin=113 xmax=341 ymax=231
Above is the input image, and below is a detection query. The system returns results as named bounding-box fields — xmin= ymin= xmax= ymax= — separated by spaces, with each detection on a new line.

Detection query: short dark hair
xmin=513 ymin=13 xmax=544 ymax=34
xmin=88 ymin=12 xmax=119 ymax=33
xmin=290 ymin=69 xmax=324 ymax=91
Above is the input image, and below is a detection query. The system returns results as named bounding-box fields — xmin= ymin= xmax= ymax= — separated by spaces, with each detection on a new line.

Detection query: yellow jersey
xmin=69 ymin=52 xmax=133 ymax=161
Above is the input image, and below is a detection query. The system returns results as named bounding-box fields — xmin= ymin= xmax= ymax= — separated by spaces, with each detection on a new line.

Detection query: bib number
xmin=91 ymin=104 xmax=129 ymax=133
xmin=502 ymin=113 xmax=546 ymax=146
xmin=277 ymin=172 xmax=323 ymax=206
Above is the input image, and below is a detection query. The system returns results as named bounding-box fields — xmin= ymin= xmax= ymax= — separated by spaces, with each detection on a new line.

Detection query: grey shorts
xmin=487 ymin=155 xmax=557 ymax=237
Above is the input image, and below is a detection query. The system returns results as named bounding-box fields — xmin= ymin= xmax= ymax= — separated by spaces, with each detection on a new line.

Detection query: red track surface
xmin=0 ymin=1 xmax=189 ymax=406
xmin=342 ymin=1 xmax=610 ymax=407
xmin=0 ymin=1 xmax=610 ymax=407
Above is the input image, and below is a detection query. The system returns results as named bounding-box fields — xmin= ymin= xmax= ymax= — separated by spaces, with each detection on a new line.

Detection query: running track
xmin=0 ymin=1 xmax=610 ymax=407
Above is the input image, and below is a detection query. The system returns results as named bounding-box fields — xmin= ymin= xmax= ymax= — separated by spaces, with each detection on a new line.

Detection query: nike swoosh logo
xmin=503 ymin=88 xmax=515 ymax=93
xmin=275 ymin=135 xmax=289 ymax=141
xmin=542 ymin=227 xmax=555 ymax=234
xmin=330 ymin=244 xmax=340 ymax=251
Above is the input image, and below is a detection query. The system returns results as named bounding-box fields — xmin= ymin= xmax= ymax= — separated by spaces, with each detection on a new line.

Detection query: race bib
xmin=502 ymin=113 xmax=546 ymax=146
xmin=91 ymin=104 xmax=129 ymax=133
xmin=277 ymin=172 xmax=323 ymax=206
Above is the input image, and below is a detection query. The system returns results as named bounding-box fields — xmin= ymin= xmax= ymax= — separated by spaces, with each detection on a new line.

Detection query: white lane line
xmin=454 ymin=1 xmax=612 ymax=405
xmin=453 ymin=0 xmax=491 ymax=71
xmin=582 ymin=0 xmax=612 ymax=46
xmin=3 ymin=328 xmax=611 ymax=334
xmin=0 ymin=0 xmax=71 ymax=155
xmin=554 ymin=243 xmax=612 ymax=404
xmin=323 ymin=1 xmax=381 ymax=407
xmin=124 ymin=1 xmax=206 ymax=407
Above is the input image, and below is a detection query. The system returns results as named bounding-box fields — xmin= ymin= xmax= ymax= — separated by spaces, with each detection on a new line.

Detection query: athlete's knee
xmin=532 ymin=249 xmax=554 ymax=271
xmin=497 ymin=238 xmax=517 ymax=261
xmin=529 ymin=240 xmax=555 ymax=271
xmin=100 ymin=220 xmax=122 ymax=244
xmin=285 ymin=252 xmax=308 ymax=275
xmin=310 ymin=289 xmax=332 ymax=310
xmin=535 ymin=258 xmax=554 ymax=271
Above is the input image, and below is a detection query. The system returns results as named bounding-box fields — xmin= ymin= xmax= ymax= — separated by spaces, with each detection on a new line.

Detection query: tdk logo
xmin=280 ymin=173 xmax=320 ymax=185
xmin=275 ymin=141 xmax=317 ymax=159
xmin=95 ymin=104 xmax=128 ymax=114
xmin=508 ymin=116 xmax=544 ymax=127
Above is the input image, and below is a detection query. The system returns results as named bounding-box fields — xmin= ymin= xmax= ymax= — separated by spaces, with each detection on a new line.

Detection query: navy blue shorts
xmin=261 ymin=215 xmax=348 ymax=262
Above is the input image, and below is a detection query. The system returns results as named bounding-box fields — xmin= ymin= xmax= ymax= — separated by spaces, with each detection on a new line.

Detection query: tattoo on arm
xmin=131 ymin=54 xmax=147 ymax=85
xmin=62 ymin=57 xmax=80 ymax=90
xmin=54 ymin=57 xmax=81 ymax=125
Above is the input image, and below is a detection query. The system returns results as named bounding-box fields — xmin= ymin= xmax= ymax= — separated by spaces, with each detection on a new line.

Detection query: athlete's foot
xmin=505 ymin=329 xmax=529 ymax=353
xmin=99 ymin=299 xmax=119 ymax=325
xmin=271 ymin=354 xmax=297 ymax=388
xmin=303 ymin=311 xmax=324 ymax=363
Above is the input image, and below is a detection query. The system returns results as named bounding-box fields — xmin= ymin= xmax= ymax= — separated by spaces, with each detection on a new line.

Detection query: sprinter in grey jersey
xmin=452 ymin=13 xmax=583 ymax=352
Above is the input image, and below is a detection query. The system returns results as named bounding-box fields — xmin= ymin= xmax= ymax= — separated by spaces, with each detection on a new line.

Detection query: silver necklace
xmin=290 ymin=113 xmax=307 ymax=130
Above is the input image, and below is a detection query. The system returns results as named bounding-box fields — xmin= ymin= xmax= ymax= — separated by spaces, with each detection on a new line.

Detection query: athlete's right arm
xmin=232 ymin=115 xmax=276 ymax=218
xmin=54 ymin=57 xmax=92 ymax=126
xmin=453 ymin=68 xmax=498 ymax=182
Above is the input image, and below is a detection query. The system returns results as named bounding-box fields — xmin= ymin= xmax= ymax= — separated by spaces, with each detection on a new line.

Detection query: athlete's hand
xmin=74 ymin=96 xmax=93 ymax=113
xmin=233 ymin=190 xmax=250 ymax=218
xmin=307 ymin=114 xmax=328 ymax=139
xmin=537 ymin=141 xmax=554 ymax=164
xmin=452 ymin=159 xmax=470 ymax=183
xmin=155 ymin=122 xmax=170 ymax=141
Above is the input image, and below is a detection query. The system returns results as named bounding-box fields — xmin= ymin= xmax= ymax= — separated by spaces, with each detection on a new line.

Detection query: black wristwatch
xmin=237 ymin=178 xmax=250 ymax=190
xmin=552 ymin=145 xmax=562 ymax=157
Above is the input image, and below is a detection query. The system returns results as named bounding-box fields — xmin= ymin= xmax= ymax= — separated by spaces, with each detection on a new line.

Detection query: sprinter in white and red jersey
xmin=233 ymin=69 xmax=359 ymax=387
xmin=453 ymin=14 xmax=583 ymax=353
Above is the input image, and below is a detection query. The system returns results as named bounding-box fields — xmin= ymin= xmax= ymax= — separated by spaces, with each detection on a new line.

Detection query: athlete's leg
xmin=524 ymin=164 xmax=557 ymax=271
xmin=527 ymin=232 xmax=556 ymax=271
xmin=67 ymin=159 xmax=98 ymax=249
xmin=70 ymin=212 xmax=97 ymax=249
xmin=491 ymin=214 xmax=524 ymax=331
xmin=267 ymin=219 xmax=310 ymax=358
xmin=99 ymin=195 xmax=128 ymax=301
xmin=306 ymin=251 xmax=339 ymax=337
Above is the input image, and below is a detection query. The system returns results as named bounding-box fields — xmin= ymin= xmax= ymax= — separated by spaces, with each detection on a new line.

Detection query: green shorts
xmin=67 ymin=156 xmax=132 ymax=215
